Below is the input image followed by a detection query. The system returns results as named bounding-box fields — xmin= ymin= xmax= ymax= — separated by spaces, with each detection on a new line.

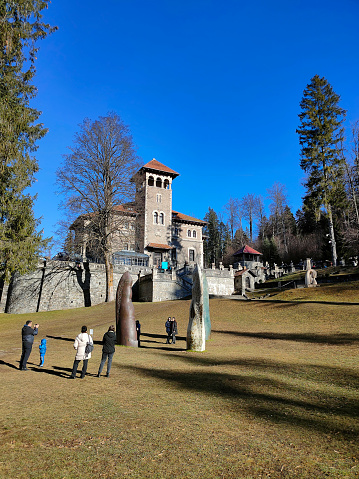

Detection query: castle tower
xmin=132 ymin=159 xmax=179 ymax=267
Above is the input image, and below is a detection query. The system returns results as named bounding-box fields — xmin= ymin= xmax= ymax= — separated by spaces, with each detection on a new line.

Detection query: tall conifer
xmin=296 ymin=75 xmax=347 ymax=266
xmin=0 ymin=2 xmax=55 ymax=287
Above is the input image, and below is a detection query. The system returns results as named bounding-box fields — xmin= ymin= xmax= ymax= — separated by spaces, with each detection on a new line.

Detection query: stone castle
xmin=0 ymin=159 xmax=238 ymax=314
xmin=71 ymin=159 xmax=206 ymax=269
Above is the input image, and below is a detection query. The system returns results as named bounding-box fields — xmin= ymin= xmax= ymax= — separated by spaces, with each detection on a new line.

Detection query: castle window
xmin=156 ymin=177 xmax=162 ymax=188
xmin=156 ymin=194 xmax=162 ymax=203
xmin=193 ymin=230 xmax=197 ymax=238
xmin=164 ymin=179 xmax=170 ymax=189
xmin=153 ymin=212 xmax=158 ymax=224
xmin=159 ymin=213 xmax=164 ymax=225
xmin=189 ymin=249 xmax=195 ymax=262
xmin=187 ymin=230 xmax=191 ymax=237
xmin=173 ymin=227 xmax=179 ymax=237
xmin=148 ymin=176 xmax=154 ymax=186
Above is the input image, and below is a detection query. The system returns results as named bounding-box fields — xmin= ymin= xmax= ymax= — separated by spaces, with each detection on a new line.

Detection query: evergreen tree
xmin=296 ymin=75 xmax=347 ymax=266
xmin=203 ymin=208 xmax=220 ymax=267
xmin=0 ymin=2 xmax=55 ymax=288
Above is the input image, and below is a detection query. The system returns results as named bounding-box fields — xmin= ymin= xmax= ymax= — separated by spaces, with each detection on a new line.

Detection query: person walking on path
xmin=69 ymin=325 xmax=93 ymax=379
xmin=135 ymin=320 xmax=141 ymax=347
xmin=19 ymin=321 xmax=39 ymax=370
xmin=38 ymin=338 xmax=47 ymax=367
xmin=96 ymin=325 xmax=116 ymax=378
xmin=171 ymin=317 xmax=178 ymax=344
xmin=165 ymin=317 xmax=172 ymax=344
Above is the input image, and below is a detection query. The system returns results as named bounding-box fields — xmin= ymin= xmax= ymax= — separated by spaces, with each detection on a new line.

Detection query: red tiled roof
xmin=234 ymin=245 xmax=262 ymax=256
xmin=112 ymin=204 xmax=137 ymax=215
xmin=147 ymin=243 xmax=173 ymax=250
xmin=172 ymin=210 xmax=207 ymax=225
xmin=141 ymin=159 xmax=179 ymax=177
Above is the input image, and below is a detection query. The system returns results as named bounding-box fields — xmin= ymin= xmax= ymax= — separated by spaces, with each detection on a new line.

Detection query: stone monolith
xmin=187 ymin=265 xmax=211 ymax=351
xmin=304 ymin=258 xmax=317 ymax=288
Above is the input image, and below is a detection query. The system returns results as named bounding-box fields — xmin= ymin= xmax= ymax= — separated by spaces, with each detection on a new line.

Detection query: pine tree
xmin=203 ymin=208 xmax=220 ymax=267
xmin=296 ymin=75 xmax=347 ymax=266
xmin=0 ymin=2 xmax=55 ymax=290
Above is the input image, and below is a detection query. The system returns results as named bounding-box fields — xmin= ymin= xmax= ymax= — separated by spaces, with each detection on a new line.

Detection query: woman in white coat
xmin=69 ymin=325 xmax=93 ymax=379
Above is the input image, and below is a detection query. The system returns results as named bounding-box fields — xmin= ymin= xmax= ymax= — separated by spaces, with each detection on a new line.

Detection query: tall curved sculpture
xmin=115 ymin=271 xmax=138 ymax=347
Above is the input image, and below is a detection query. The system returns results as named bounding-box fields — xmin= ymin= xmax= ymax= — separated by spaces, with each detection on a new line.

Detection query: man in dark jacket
xmin=171 ymin=317 xmax=178 ymax=344
xmin=96 ymin=325 xmax=116 ymax=378
xmin=19 ymin=320 xmax=39 ymax=370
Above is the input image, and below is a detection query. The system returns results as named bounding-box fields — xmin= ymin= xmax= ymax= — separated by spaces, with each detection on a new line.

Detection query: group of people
xmin=20 ymin=315 xmax=177 ymax=378
xmin=69 ymin=324 xmax=116 ymax=379
xmin=165 ymin=317 xmax=178 ymax=344
xmin=19 ymin=321 xmax=122 ymax=379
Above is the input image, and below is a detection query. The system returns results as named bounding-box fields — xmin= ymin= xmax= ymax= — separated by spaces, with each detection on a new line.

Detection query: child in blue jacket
xmin=39 ymin=338 xmax=47 ymax=367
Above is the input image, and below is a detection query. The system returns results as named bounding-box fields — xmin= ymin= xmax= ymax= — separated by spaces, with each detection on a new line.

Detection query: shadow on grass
xmin=240 ymin=298 xmax=359 ymax=306
xmin=141 ymin=333 xmax=186 ymax=341
xmin=121 ymin=361 xmax=359 ymax=440
xmin=211 ymin=330 xmax=359 ymax=345
xmin=0 ymin=359 xmax=20 ymax=370
xmin=46 ymin=335 xmax=102 ymax=345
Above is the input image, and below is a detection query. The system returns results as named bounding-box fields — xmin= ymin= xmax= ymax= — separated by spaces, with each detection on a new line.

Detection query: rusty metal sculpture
xmin=115 ymin=271 xmax=138 ymax=347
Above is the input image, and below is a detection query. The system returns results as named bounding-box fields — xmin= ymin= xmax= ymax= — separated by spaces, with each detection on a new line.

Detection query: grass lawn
xmin=0 ymin=285 xmax=358 ymax=478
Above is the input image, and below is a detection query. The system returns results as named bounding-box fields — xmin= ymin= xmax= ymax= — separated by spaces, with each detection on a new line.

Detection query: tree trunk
xmin=327 ymin=204 xmax=337 ymax=266
xmin=105 ymin=251 xmax=114 ymax=302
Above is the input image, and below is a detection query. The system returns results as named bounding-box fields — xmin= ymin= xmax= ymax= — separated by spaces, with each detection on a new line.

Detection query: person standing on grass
xmin=19 ymin=320 xmax=39 ymax=370
xmin=96 ymin=325 xmax=116 ymax=378
xmin=69 ymin=325 xmax=93 ymax=379
xmin=38 ymin=338 xmax=47 ymax=367
xmin=171 ymin=317 xmax=178 ymax=344
xmin=165 ymin=317 xmax=172 ymax=344
xmin=135 ymin=320 xmax=141 ymax=347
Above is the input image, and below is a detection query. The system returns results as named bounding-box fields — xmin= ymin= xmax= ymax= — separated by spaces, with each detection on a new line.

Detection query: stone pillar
xmin=187 ymin=265 xmax=211 ymax=351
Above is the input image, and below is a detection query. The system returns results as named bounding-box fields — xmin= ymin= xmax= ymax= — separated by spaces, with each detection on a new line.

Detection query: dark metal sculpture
xmin=115 ymin=271 xmax=138 ymax=347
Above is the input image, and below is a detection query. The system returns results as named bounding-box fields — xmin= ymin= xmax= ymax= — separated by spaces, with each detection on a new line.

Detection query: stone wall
xmin=1 ymin=261 xmax=150 ymax=314
xmin=0 ymin=261 xmax=235 ymax=314
xmin=204 ymin=268 xmax=235 ymax=296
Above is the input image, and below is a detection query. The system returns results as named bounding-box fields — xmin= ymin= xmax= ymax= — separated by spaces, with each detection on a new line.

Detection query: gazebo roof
xmin=234 ymin=245 xmax=262 ymax=256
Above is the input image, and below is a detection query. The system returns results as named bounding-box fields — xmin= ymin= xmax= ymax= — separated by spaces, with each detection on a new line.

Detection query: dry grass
xmin=0 ymin=285 xmax=358 ymax=478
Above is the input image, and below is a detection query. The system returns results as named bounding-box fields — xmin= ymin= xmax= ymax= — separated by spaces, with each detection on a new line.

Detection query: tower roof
xmin=140 ymin=159 xmax=179 ymax=178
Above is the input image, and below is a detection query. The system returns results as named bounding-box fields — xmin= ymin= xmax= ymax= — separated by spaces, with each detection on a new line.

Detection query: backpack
xmin=85 ymin=338 xmax=94 ymax=354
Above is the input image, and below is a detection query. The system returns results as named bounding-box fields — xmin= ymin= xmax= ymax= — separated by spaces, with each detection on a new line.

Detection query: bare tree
xmin=267 ymin=182 xmax=289 ymax=254
xmin=224 ymin=197 xmax=241 ymax=240
xmin=254 ymin=195 xmax=265 ymax=240
xmin=241 ymin=194 xmax=262 ymax=242
xmin=56 ymin=113 xmax=140 ymax=302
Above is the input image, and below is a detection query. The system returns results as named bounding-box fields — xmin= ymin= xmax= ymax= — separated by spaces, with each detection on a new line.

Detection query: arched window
xmin=153 ymin=212 xmax=158 ymax=224
xmin=187 ymin=230 xmax=191 ymax=237
xmin=159 ymin=213 xmax=164 ymax=225
xmin=193 ymin=230 xmax=197 ymax=238
xmin=156 ymin=177 xmax=162 ymax=188
xmin=148 ymin=176 xmax=154 ymax=186
xmin=164 ymin=179 xmax=170 ymax=189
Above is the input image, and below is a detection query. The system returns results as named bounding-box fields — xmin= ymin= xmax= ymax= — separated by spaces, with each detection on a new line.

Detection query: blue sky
xmin=31 ymin=0 xmax=359 ymax=250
